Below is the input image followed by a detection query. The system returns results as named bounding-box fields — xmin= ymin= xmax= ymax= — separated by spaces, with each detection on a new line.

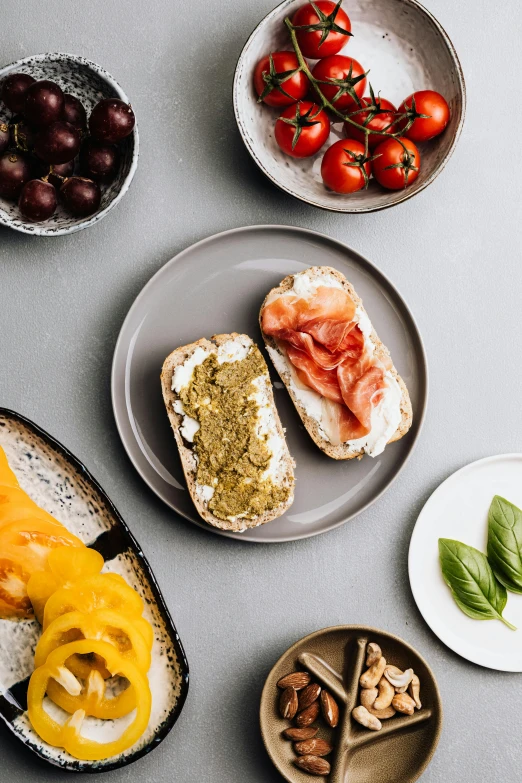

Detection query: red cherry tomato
xmin=321 ymin=138 xmax=371 ymax=193
xmin=275 ymin=101 xmax=330 ymax=158
xmin=372 ymin=137 xmax=420 ymax=190
xmin=292 ymin=1 xmax=352 ymax=59
xmin=345 ymin=96 xmax=397 ymax=149
xmin=311 ymin=55 xmax=366 ymax=112
xmin=254 ymin=51 xmax=308 ymax=107
xmin=398 ymin=90 xmax=450 ymax=141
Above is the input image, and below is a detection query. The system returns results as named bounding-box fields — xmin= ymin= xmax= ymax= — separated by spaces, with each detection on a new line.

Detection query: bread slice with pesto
xmin=259 ymin=267 xmax=412 ymax=460
xmin=161 ymin=333 xmax=295 ymax=532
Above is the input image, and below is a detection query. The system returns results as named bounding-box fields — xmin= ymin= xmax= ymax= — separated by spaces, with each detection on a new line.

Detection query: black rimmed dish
xmin=233 ymin=0 xmax=465 ymax=213
xmin=0 ymin=408 xmax=188 ymax=772
xmin=0 ymin=53 xmax=138 ymax=235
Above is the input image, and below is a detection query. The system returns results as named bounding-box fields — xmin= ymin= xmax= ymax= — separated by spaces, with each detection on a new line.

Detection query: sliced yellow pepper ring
xmin=27 ymin=547 xmax=105 ymax=624
xmin=43 ymin=574 xmax=144 ymax=629
xmin=28 ymin=639 xmax=151 ymax=761
xmin=35 ymin=608 xmax=151 ymax=675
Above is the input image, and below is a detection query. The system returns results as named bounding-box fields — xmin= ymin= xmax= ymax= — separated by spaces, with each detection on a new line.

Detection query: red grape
xmin=60 ymin=176 xmax=101 ymax=216
xmin=89 ymin=98 xmax=135 ymax=143
xmin=62 ymin=93 xmax=87 ymax=130
xmin=24 ymin=80 xmax=64 ymax=127
xmin=18 ymin=179 xmax=57 ymax=221
xmin=0 ymin=151 xmax=32 ymax=199
xmin=80 ymin=139 xmax=119 ymax=182
xmin=34 ymin=121 xmax=80 ymax=164
xmin=1 ymin=73 xmax=35 ymax=114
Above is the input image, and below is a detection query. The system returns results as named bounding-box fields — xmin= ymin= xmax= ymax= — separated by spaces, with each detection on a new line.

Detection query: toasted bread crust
xmin=161 ymin=333 xmax=295 ymax=531
xmin=259 ymin=268 xmax=413 ymax=460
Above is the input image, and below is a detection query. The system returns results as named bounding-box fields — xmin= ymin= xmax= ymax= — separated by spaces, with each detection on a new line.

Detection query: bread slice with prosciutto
xmin=259 ymin=267 xmax=412 ymax=460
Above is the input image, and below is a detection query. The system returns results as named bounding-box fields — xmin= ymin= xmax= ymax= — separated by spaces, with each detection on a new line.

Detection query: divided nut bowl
xmin=260 ymin=626 xmax=442 ymax=783
xmin=0 ymin=53 xmax=139 ymax=236
xmin=234 ymin=0 xmax=465 ymax=212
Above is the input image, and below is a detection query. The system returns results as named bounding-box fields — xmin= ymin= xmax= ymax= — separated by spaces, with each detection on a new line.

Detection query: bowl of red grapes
xmin=0 ymin=53 xmax=138 ymax=235
xmin=233 ymin=0 xmax=465 ymax=213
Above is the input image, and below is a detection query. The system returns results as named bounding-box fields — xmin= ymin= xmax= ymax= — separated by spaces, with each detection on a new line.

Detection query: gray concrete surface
xmin=1 ymin=0 xmax=521 ymax=780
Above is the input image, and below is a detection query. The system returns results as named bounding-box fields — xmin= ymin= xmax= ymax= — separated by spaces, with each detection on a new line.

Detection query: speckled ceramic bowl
xmin=0 ymin=53 xmax=139 ymax=235
xmin=234 ymin=0 xmax=465 ymax=212
xmin=0 ymin=408 xmax=188 ymax=772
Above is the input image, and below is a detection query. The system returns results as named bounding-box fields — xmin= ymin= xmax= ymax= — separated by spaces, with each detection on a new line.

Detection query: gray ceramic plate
xmin=260 ymin=626 xmax=442 ymax=783
xmin=111 ymin=225 xmax=427 ymax=542
xmin=0 ymin=409 xmax=188 ymax=772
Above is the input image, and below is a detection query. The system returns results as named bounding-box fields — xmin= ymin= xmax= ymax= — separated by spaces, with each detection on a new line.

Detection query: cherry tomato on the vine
xmin=398 ymin=90 xmax=450 ymax=142
xmin=321 ymin=138 xmax=372 ymax=193
xmin=372 ymin=137 xmax=420 ymax=190
xmin=292 ymin=1 xmax=352 ymax=59
xmin=311 ymin=55 xmax=366 ymax=112
xmin=275 ymin=101 xmax=330 ymax=158
xmin=345 ymin=96 xmax=397 ymax=149
xmin=254 ymin=51 xmax=308 ymax=107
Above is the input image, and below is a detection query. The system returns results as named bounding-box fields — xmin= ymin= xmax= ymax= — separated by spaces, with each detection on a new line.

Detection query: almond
xmin=294 ymin=755 xmax=331 ymax=775
xmin=282 ymin=727 xmax=318 ymax=741
xmin=295 ymin=700 xmax=320 ymax=727
xmin=320 ymin=690 xmax=339 ymax=728
xmin=297 ymin=683 xmax=321 ymax=711
xmin=294 ymin=738 xmax=333 ymax=757
xmin=279 ymin=687 xmax=298 ymax=720
xmin=277 ymin=671 xmax=311 ymax=691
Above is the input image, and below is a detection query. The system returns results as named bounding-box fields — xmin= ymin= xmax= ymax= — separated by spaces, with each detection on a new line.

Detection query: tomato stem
xmin=285 ymin=16 xmax=409 ymax=154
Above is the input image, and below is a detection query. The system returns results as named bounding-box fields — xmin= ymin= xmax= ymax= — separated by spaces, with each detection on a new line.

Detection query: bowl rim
xmin=260 ymin=624 xmax=443 ymax=783
xmin=233 ymin=0 xmax=466 ymax=213
xmin=0 ymin=52 xmax=139 ymax=236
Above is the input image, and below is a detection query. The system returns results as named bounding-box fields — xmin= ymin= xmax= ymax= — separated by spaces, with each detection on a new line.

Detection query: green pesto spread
xmin=179 ymin=347 xmax=290 ymax=521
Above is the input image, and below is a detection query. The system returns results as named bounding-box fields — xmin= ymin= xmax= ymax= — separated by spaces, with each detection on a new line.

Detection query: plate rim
xmin=408 ymin=452 xmax=522 ymax=672
xmin=232 ymin=0 xmax=467 ymax=214
xmin=0 ymin=406 xmax=189 ymax=772
xmin=259 ymin=624 xmax=443 ymax=783
xmin=111 ymin=223 xmax=429 ymax=543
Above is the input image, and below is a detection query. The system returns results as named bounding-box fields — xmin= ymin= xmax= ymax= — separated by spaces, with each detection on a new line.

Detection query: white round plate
xmin=409 ymin=454 xmax=522 ymax=671
xmin=112 ymin=225 xmax=427 ymax=542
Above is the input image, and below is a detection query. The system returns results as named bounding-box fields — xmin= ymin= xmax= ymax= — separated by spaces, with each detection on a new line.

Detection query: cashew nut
xmin=373 ymin=676 xmax=395 ymax=710
xmin=360 ymin=656 xmax=386 ymax=689
xmin=359 ymin=688 xmax=378 ymax=711
xmin=391 ymin=692 xmax=416 ymax=715
xmin=352 ymin=705 xmax=382 ymax=731
xmin=365 ymin=642 xmax=382 ymax=668
xmin=408 ymin=674 xmax=421 ymax=709
xmin=384 ymin=665 xmax=414 ymax=692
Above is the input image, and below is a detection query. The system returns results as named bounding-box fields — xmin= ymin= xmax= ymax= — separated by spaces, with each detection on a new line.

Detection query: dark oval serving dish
xmin=0 ymin=407 xmax=189 ymax=772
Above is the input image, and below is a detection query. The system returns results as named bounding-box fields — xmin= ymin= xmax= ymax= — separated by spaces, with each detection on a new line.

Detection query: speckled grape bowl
xmin=233 ymin=0 xmax=465 ymax=213
xmin=0 ymin=53 xmax=139 ymax=236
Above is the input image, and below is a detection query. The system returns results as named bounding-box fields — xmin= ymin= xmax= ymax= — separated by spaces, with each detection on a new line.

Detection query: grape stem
xmin=284 ymin=16 xmax=410 ymax=154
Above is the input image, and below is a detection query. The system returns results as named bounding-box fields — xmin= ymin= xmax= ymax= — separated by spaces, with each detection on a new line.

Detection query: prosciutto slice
xmin=262 ymin=285 xmax=387 ymax=440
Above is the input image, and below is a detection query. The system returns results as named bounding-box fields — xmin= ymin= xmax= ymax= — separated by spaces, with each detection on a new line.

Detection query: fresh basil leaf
xmin=438 ymin=538 xmax=516 ymax=630
xmin=487 ymin=495 xmax=522 ymax=594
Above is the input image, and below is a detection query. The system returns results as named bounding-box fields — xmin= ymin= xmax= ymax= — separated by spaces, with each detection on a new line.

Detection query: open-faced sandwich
xmin=260 ymin=267 xmax=412 ymax=459
xmin=161 ymin=333 xmax=295 ymax=532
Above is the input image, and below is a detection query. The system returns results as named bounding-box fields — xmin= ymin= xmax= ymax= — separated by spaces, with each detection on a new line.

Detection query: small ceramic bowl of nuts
xmin=260 ymin=626 xmax=442 ymax=782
